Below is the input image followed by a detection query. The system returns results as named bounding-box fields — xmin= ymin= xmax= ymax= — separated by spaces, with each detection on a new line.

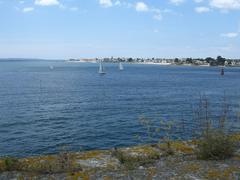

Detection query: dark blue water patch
xmin=0 ymin=60 xmax=240 ymax=157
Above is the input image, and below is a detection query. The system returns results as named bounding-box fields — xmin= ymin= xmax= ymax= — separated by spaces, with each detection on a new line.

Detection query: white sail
xmin=119 ymin=62 xmax=124 ymax=71
xmin=99 ymin=59 xmax=106 ymax=74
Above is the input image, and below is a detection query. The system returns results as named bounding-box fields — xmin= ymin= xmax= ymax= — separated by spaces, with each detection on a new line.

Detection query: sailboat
xmin=119 ymin=62 xmax=124 ymax=71
xmin=98 ymin=59 xmax=106 ymax=75
xmin=49 ymin=65 xmax=54 ymax=70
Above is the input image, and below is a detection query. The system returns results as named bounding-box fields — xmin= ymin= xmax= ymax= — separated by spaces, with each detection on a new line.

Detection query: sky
xmin=0 ymin=0 xmax=239 ymax=59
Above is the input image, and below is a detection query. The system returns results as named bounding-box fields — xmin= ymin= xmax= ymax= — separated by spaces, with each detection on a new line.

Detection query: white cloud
xmin=35 ymin=0 xmax=60 ymax=6
xmin=195 ymin=6 xmax=210 ymax=13
xmin=135 ymin=3 xmax=165 ymax=21
xmin=98 ymin=1 xmax=163 ymax=21
xmin=99 ymin=0 xmax=113 ymax=8
xmin=153 ymin=13 xmax=162 ymax=20
xmin=23 ymin=7 xmax=34 ymax=12
xmin=135 ymin=2 xmax=149 ymax=12
xmin=170 ymin=0 xmax=185 ymax=5
xmin=210 ymin=0 xmax=240 ymax=10
xmin=114 ymin=0 xmax=121 ymax=6
xmin=221 ymin=32 xmax=239 ymax=38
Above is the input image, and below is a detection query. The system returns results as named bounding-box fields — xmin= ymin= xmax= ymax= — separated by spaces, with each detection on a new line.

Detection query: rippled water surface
xmin=0 ymin=60 xmax=240 ymax=157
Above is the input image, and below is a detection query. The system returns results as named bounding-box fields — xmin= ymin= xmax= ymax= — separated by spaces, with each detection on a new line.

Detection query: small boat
xmin=221 ymin=68 xmax=224 ymax=76
xmin=99 ymin=59 xmax=106 ymax=75
xmin=49 ymin=65 xmax=54 ymax=70
xmin=119 ymin=62 xmax=124 ymax=71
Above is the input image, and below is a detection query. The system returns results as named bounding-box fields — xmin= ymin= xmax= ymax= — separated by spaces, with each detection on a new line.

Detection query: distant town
xmin=68 ymin=56 xmax=240 ymax=67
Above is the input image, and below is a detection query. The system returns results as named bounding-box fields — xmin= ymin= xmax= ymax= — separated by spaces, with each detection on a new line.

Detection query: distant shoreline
xmin=1 ymin=58 xmax=240 ymax=67
xmin=66 ymin=60 xmax=240 ymax=67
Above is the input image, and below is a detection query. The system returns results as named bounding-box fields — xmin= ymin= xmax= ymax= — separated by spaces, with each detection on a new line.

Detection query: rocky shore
xmin=0 ymin=135 xmax=240 ymax=180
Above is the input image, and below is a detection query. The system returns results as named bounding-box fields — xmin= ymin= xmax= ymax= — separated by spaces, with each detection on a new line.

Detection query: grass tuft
xmin=196 ymin=130 xmax=237 ymax=160
xmin=3 ymin=157 xmax=19 ymax=171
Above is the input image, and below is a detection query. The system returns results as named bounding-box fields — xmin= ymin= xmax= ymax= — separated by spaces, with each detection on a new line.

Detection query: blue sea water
xmin=0 ymin=60 xmax=240 ymax=157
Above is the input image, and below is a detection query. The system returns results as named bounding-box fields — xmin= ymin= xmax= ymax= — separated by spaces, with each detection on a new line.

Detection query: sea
xmin=0 ymin=59 xmax=240 ymax=157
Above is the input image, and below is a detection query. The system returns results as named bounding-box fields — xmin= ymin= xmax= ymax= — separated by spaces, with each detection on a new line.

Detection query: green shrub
xmin=4 ymin=157 xmax=19 ymax=171
xmin=196 ymin=130 xmax=236 ymax=160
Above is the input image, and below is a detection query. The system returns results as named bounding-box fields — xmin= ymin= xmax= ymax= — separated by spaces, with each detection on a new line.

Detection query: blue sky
xmin=0 ymin=0 xmax=239 ymax=59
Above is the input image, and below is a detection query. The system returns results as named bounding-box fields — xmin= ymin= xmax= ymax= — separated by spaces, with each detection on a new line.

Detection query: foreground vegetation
xmin=0 ymin=133 xmax=240 ymax=179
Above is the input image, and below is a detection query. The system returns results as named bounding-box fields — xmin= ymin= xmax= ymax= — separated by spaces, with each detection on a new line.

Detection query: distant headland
xmin=68 ymin=56 xmax=240 ymax=67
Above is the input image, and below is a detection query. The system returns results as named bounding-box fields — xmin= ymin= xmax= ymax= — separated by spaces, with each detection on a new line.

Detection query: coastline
xmin=66 ymin=60 xmax=240 ymax=68
xmin=1 ymin=134 xmax=240 ymax=180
